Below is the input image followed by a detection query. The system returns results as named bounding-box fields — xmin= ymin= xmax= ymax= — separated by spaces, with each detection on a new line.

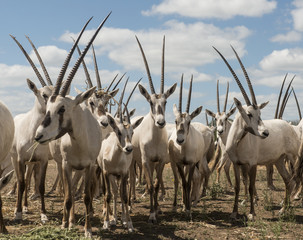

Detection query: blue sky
xmin=1 ymin=0 xmax=303 ymax=123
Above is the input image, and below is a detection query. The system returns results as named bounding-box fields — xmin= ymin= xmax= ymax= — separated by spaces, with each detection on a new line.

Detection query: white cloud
xmin=143 ymin=0 xmax=277 ymax=19
xmin=292 ymin=0 xmax=303 ymax=31
xmin=259 ymin=48 xmax=303 ymax=72
xmin=270 ymin=31 xmax=301 ymax=43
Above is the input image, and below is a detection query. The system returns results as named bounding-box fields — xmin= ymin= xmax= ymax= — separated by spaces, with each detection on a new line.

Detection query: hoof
xmin=14 ymin=211 xmax=22 ymax=221
xmin=248 ymin=213 xmax=255 ymax=221
xmin=61 ymin=221 xmax=68 ymax=229
xmin=148 ymin=212 xmax=157 ymax=224
xmin=230 ymin=212 xmax=238 ymax=220
xmin=68 ymin=222 xmax=74 ymax=230
xmin=103 ymin=221 xmax=110 ymax=230
xmin=22 ymin=206 xmax=29 ymax=214
xmin=85 ymin=228 xmax=92 ymax=238
xmin=41 ymin=213 xmax=48 ymax=224
xmin=109 ymin=218 xmax=116 ymax=226
xmin=123 ymin=221 xmax=134 ymax=232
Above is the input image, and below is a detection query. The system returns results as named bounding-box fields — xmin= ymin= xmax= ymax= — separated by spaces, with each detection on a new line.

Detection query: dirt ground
xmin=0 ymin=160 xmax=303 ymax=239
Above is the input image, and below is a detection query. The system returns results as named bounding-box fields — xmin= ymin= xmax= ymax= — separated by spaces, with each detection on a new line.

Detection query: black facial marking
xmin=42 ymin=111 xmax=51 ymax=128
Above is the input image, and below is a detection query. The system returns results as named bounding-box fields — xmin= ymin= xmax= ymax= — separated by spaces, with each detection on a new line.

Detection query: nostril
xmin=157 ymin=121 xmax=166 ymax=127
xmin=35 ymin=135 xmax=43 ymax=142
xmin=126 ymin=147 xmax=133 ymax=153
xmin=263 ymin=131 xmax=269 ymax=137
xmin=101 ymin=122 xmax=108 ymax=127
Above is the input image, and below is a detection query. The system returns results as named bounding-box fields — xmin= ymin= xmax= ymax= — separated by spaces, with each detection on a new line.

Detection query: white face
xmin=174 ymin=113 xmax=191 ymax=145
xmin=149 ymin=94 xmax=167 ymax=128
xmin=35 ymin=96 xmax=72 ymax=144
xmin=215 ymin=112 xmax=228 ymax=136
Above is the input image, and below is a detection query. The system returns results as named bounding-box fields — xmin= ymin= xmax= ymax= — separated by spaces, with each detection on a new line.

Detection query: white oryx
xmin=132 ymin=36 xmax=177 ymax=223
xmin=0 ymin=101 xmax=15 ymax=233
xmin=214 ymin=46 xmax=299 ymax=221
xmin=10 ymin=35 xmax=54 ymax=222
xmin=206 ymin=80 xmax=236 ymax=187
xmin=34 ymin=14 xmax=111 ymax=238
xmin=168 ymin=75 xmax=205 ymax=219
xmin=98 ymin=79 xmax=143 ymax=231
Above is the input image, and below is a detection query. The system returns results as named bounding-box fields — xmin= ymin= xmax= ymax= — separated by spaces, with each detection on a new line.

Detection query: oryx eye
xmin=58 ymin=106 xmax=65 ymax=115
xmin=90 ymin=101 xmax=95 ymax=107
xmin=117 ymin=130 xmax=122 ymax=136
xmin=42 ymin=94 xmax=48 ymax=100
xmin=247 ymin=113 xmax=253 ymax=118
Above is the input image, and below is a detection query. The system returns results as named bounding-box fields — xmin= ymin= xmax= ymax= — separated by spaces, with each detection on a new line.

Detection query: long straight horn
xmin=216 ymin=79 xmax=220 ymax=113
xmin=278 ymin=75 xmax=295 ymax=119
xmin=205 ymin=112 xmax=209 ymax=126
xmin=123 ymin=103 xmax=131 ymax=124
xmin=230 ymin=45 xmax=257 ymax=105
xmin=26 ymin=35 xmax=53 ymax=86
xmin=72 ymin=37 xmax=93 ymax=88
xmin=123 ymin=78 xmax=142 ymax=114
xmin=53 ymin=16 xmax=93 ymax=97
xmin=10 ymin=35 xmax=47 ymax=87
xmin=116 ymin=77 xmax=129 ymax=119
xmin=292 ymin=87 xmax=302 ymax=120
xmin=186 ymin=75 xmax=193 ymax=113
xmin=92 ymin=44 xmax=101 ymax=89
xmin=160 ymin=36 xmax=165 ymax=94
xmin=106 ymin=73 xmax=119 ymax=91
xmin=223 ymin=81 xmax=229 ymax=112
xmin=135 ymin=36 xmax=155 ymax=94
xmin=112 ymin=72 xmax=126 ymax=91
xmin=279 ymin=88 xmax=293 ymax=119
xmin=179 ymin=74 xmax=184 ymax=113
xmin=60 ymin=13 xmax=111 ymax=97
xmin=213 ymin=46 xmax=251 ymax=106
xmin=274 ymin=73 xmax=287 ymax=119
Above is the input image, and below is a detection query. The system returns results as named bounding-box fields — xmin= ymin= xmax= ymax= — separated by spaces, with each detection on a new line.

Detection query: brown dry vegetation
xmin=0 ymin=160 xmax=303 ymax=239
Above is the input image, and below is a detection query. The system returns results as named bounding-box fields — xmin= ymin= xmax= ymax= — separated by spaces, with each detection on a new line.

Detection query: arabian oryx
xmin=132 ymin=36 xmax=177 ymax=223
xmin=10 ymin=35 xmax=54 ymax=222
xmin=168 ymin=75 xmax=206 ymax=220
xmin=214 ymin=46 xmax=299 ymax=221
xmin=98 ymin=79 xmax=143 ymax=231
xmin=0 ymin=101 xmax=15 ymax=233
xmin=206 ymin=80 xmax=236 ymax=188
xmin=34 ymin=13 xmax=111 ymax=238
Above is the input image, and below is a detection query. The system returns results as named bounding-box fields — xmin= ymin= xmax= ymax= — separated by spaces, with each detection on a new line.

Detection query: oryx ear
xmin=74 ymin=86 xmax=96 ymax=106
xmin=234 ymin=97 xmax=249 ymax=122
xmin=109 ymin=89 xmax=119 ymax=98
xmin=227 ymin=107 xmax=237 ymax=118
xmin=138 ymin=84 xmax=151 ymax=102
xmin=205 ymin=109 xmax=216 ymax=118
xmin=132 ymin=117 xmax=144 ymax=130
xmin=164 ymin=83 xmax=177 ymax=99
xmin=190 ymin=106 xmax=202 ymax=120
xmin=129 ymin=109 xmax=136 ymax=117
xmin=27 ymin=79 xmax=39 ymax=95
xmin=173 ymin=104 xmax=179 ymax=117
xmin=234 ymin=97 xmax=244 ymax=111
xmin=0 ymin=170 xmax=14 ymax=190
xmin=259 ymin=101 xmax=269 ymax=110
xmin=107 ymin=114 xmax=118 ymax=131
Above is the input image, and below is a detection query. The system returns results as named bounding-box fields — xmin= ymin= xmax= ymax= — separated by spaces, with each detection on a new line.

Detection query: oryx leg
xmin=23 ymin=163 xmax=35 ymax=213
xmin=200 ymin=157 xmax=210 ymax=197
xmin=61 ymin=160 xmax=73 ymax=229
xmin=121 ymin=174 xmax=133 ymax=232
xmin=275 ymin=157 xmax=292 ymax=215
xmin=30 ymin=163 xmax=41 ymax=200
xmin=38 ymin=160 xmax=48 ymax=222
xmin=0 ymin=195 xmax=7 ymax=234
xmin=223 ymin=160 xmax=233 ymax=188
xmin=170 ymin=161 xmax=179 ymax=211
xmin=176 ymin=164 xmax=187 ymax=212
xmin=266 ymin=164 xmax=276 ymax=190
xmin=110 ymin=176 xmax=118 ymax=226
xmin=128 ymin=158 xmax=136 ymax=206
xmin=103 ymin=171 xmax=112 ymax=230
xmin=231 ymin=163 xmax=241 ymax=219
xmin=154 ymin=161 xmax=165 ymax=215
xmin=248 ymin=165 xmax=257 ymax=221
xmin=83 ymin=165 xmax=93 ymax=238
xmin=15 ymin=159 xmax=25 ymax=220
xmin=142 ymin=160 xmax=156 ymax=223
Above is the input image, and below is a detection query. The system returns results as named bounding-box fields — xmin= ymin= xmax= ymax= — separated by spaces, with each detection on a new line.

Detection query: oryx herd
xmin=1 ymin=12 xmax=303 ymax=238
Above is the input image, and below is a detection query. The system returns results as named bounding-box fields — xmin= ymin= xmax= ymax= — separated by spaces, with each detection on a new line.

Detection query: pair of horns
xmin=10 ymin=35 xmax=53 ymax=87
xmin=136 ymin=35 xmax=165 ymax=94
xmin=213 ymin=45 xmax=257 ymax=107
xmin=178 ymin=74 xmax=193 ymax=113
xmin=216 ymin=80 xmax=229 ymax=113
xmin=51 ymin=12 xmax=111 ymax=98
xmin=275 ymin=74 xmax=301 ymax=119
